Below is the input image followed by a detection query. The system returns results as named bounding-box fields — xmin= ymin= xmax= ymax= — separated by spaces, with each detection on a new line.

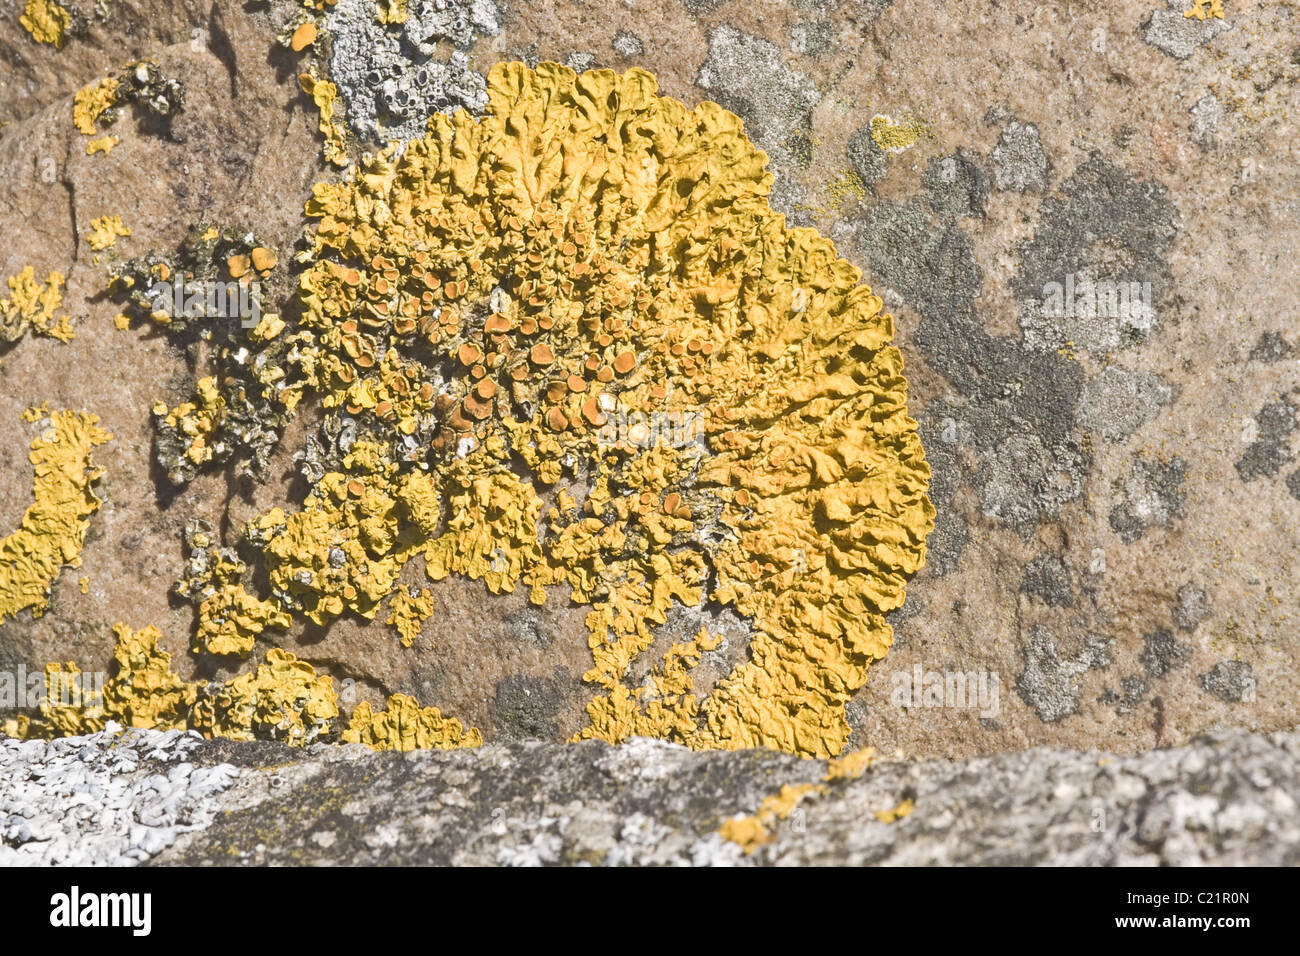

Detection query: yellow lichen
xmin=87 ymin=215 xmax=131 ymax=251
xmin=825 ymin=746 xmax=876 ymax=781
xmin=1184 ymin=0 xmax=1224 ymax=19
xmin=151 ymin=376 xmax=225 ymax=471
xmin=21 ymin=625 xmax=350 ymax=747
xmin=100 ymin=623 xmax=200 ymax=731
xmin=298 ymin=71 xmax=349 ymax=167
xmin=27 ymin=623 xmax=199 ymax=737
xmin=875 ymin=797 xmax=914 ymax=823
xmin=718 ymin=745 xmax=891 ymax=851
xmin=1 ymin=267 xmax=76 ymax=342
xmin=74 ymin=77 xmax=119 ymax=135
xmin=869 ymin=113 xmax=930 ymax=153
xmin=343 ymin=693 xmax=482 ymax=751
xmin=258 ymin=61 xmax=933 ymax=758
xmin=718 ymin=782 xmax=824 ymax=854
xmin=85 ymin=136 xmax=119 ymax=156
xmin=387 ymin=586 xmax=434 ymax=647
xmin=0 ymin=410 xmax=111 ymax=623
xmin=375 ymin=0 xmax=407 ymax=24
xmin=195 ymin=584 xmax=292 ymax=656
xmin=19 ymin=63 xmax=929 ymax=759
xmin=290 ymin=21 xmax=319 ymax=51
xmin=20 ymin=0 xmax=70 ymax=48
xmin=196 ymin=648 xmax=339 ymax=744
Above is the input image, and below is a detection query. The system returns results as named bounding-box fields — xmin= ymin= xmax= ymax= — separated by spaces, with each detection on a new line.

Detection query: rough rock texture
xmin=0 ymin=726 xmax=240 ymax=865
xmin=4 ymin=727 xmax=1297 ymax=865
xmin=1 ymin=0 xmax=1298 ymax=764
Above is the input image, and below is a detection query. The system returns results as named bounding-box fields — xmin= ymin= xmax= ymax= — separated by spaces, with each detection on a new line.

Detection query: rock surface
xmin=3 ymin=727 xmax=1298 ymax=865
xmin=1 ymin=0 xmax=1297 ymax=761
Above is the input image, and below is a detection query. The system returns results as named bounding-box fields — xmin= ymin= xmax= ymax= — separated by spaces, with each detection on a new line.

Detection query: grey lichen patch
xmin=1119 ymin=675 xmax=1149 ymax=709
xmin=491 ymin=674 xmax=565 ymax=740
xmin=1142 ymin=0 xmax=1232 ymax=60
xmin=1078 ymin=365 xmax=1173 ymax=442
xmin=695 ymin=23 xmax=820 ymax=218
xmin=110 ymin=226 xmax=291 ymax=486
xmin=1108 ymin=456 xmax=1186 ymax=543
xmin=914 ymin=412 xmax=968 ymax=576
xmin=1200 ymin=661 xmax=1254 ymax=703
xmin=1235 ymin=398 xmax=1297 ymax=482
xmin=1016 ymin=626 xmax=1111 ymax=723
xmin=327 ymin=0 xmax=500 ymax=145
xmin=1013 ymin=154 xmax=1176 ymax=354
xmin=1173 ymin=583 xmax=1211 ymax=632
xmin=1287 ymin=470 xmax=1300 ymax=502
xmin=976 ymin=431 xmax=1087 ymax=533
xmin=695 ymin=24 xmax=819 ymax=150
xmin=1249 ymin=331 xmax=1293 ymax=363
xmin=1189 ymin=93 xmax=1225 ymax=149
xmin=680 ymin=0 xmax=725 ymax=15
xmin=859 ymin=200 xmax=981 ymax=320
xmin=1139 ymin=628 xmax=1191 ymax=680
xmin=860 ymin=197 xmax=1086 ymax=537
xmin=990 ymin=119 xmax=1051 ymax=193
xmin=564 ymin=52 xmax=599 ymax=72
xmin=847 ymin=125 xmax=887 ymax=188
xmin=1020 ymin=554 xmax=1074 ymax=608
xmin=790 ymin=19 xmax=835 ymax=58
xmin=611 ymin=30 xmax=644 ymax=59
xmin=922 ymin=150 xmax=989 ymax=222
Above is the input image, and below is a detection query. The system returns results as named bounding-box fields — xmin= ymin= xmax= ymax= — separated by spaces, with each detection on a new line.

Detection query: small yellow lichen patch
xmin=1 ymin=267 xmax=75 ymax=342
xmin=21 ymin=622 xmax=203 ymax=738
xmin=874 ymin=797 xmax=914 ymax=823
xmin=376 ymin=0 xmax=407 ymax=23
xmin=1184 ymin=0 xmax=1224 ymax=19
xmin=197 ymin=648 xmax=338 ymax=744
xmin=100 ymin=623 xmax=199 ymax=730
xmin=195 ymin=584 xmax=292 ymax=656
xmin=825 ymin=746 xmax=876 ymax=781
xmin=387 ymin=586 xmax=434 ymax=647
xmin=290 ymin=21 xmax=318 ymax=51
xmin=870 ymin=113 xmax=930 ymax=153
xmin=298 ymin=72 xmax=349 ymax=166
xmin=22 ymin=627 xmax=343 ymax=746
xmin=87 ymin=215 xmax=131 ymax=251
xmin=824 ymin=169 xmax=868 ymax=212
xmin=20 ymin=0 xmax=70 ymax=48
xmin=113 ymin=313 xmax=131 ymax=330
xmin=85 ymin=136 xmax=118 ymax=156
xmin=0 ymin=410 xmax=111 ymax=623
xmin=718 ymin=782 xmax=824 ymax=854
xmin=343 ymin=693 xmax=482 ymax=751
xmin=74 ymin=77 xmax=119 ymax=135
xmin=152 ymin=376 xmax=225 ymax=471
